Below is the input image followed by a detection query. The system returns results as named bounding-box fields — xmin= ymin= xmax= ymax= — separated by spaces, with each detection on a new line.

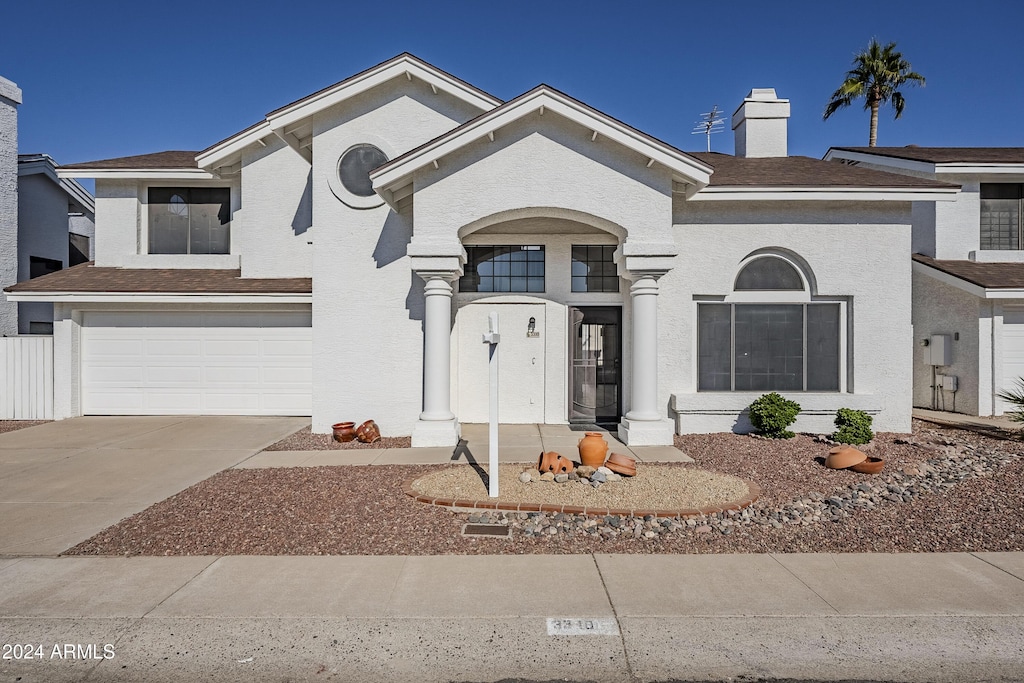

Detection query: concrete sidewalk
xmin=2 ymin=552 xmax=1023 ymax=682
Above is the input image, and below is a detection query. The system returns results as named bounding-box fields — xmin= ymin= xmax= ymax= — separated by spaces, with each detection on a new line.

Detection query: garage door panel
xmin=82 ymin=311 xmax=312 ymax=416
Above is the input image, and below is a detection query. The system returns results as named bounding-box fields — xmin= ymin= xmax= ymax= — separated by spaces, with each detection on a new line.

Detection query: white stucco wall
xmin=17 ymin=174 xmax=70 ymax=333
xmin=93 ymin=180 xmax=139 ymax=267
xmin=239 ymin=136 xmax=313 ymax=278
xmin=934 ymin=176 xmax=980 ymax=259
xmin=309 ymin=77 xmax=485 ymax=435
xmin=911 ymin=270 xmax=983 ymax=414
xmin=0 ymin=77 xmax=21 ymax=336
xmin=668 ymin=200 xmax=915 ymax=434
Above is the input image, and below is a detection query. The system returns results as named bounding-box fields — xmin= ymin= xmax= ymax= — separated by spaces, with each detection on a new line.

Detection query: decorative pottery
xmin=605 ymin=452 xmax=637 ymax=477
xmin=578 ymin=432 xmax=609 ymax=469
xmin=356 ymin=420 xmax=381 ymax=443
xmin=850 ymin=456 xmax=885 ymax=474
xmin=537 ymin=451 xmax=574 ymax=474
xmin=332 ymin=421 xmax=357 ymax=443
xmin=825 ymin=445 xmax=867 ymax=469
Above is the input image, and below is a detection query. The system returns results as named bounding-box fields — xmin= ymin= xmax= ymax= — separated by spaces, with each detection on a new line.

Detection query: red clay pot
xmin=578 ymin=432 xmax=609 ymax=469
xmin=537 ymin=451 xmax=574 ymax=474
xmin=332 ymin=422 xmax=357 ymax=443
xmin=606 ymin=452 xmax=637 ymax=477
xmin=825 ymin=445 xmax=867 ymax=469
xmin=356 ymin=420 xmax=381 ymax=443
xmin=850 ymin=456 xmax=885 ymax=474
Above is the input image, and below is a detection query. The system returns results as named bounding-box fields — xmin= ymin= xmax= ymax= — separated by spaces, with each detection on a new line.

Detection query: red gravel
xmin=263 ymin=425 xmax=411 ymax=450
xmin=0 ymin=420 xmax=49 ymax=434
xmin=65 ymin=420 xmax=1024 ymax=556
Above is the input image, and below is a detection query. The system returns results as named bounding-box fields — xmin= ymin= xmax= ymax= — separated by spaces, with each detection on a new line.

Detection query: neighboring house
xmin=6 ymin=54 xmax=958 ymax=445
xmin=16 ymin=154 xmax=95 ymax=334
xmin=826 ymin=147 xmax=1024 ymax=417
xmin=0 ymin=75 xmax=21 ymax=336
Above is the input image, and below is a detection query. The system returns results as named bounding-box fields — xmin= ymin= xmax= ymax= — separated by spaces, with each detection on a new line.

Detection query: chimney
xmin=731 ymin=88 xmax=789 ymax=158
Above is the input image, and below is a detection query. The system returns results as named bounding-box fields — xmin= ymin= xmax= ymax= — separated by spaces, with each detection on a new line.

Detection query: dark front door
xmin=569 ymin=306 xmax=622 ymax=424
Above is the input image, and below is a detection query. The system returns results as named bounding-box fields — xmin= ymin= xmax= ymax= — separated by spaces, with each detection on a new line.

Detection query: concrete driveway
xmin=0 ymin=416 xmax=308 ymax=555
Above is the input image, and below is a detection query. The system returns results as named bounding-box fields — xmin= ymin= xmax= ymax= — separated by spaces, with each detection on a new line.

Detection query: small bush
xmin=832 ymin=408 xmax=874 ymax=445
xmin=748 ymin=392 xmax=801 ymax=439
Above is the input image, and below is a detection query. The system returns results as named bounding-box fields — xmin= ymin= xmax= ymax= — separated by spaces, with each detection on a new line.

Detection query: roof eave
xmin=57 ymin=169 xmax=217 ymax=180
xmin=4 ymin=291 xmax=312 ymax=304
xmin=689 ymin=186 xmax=961 ymax=202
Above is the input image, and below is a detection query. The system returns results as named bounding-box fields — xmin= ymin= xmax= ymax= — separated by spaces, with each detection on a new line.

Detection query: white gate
xmin=0 ymin=336 xmax=54 ymax=419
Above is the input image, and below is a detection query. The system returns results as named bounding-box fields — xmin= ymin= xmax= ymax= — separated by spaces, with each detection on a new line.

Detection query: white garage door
xmin=1000 ymin=306 xmax=1024 ymax=412
xmin=82 ymin=310 xmax=312 ymax=416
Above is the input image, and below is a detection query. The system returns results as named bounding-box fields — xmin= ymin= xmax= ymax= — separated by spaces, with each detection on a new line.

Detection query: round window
xmin=337 ymin=144 xmax=388 ymax=197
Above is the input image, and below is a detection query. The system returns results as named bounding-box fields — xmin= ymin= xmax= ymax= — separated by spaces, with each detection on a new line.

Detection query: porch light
xmin=527 ymin=317 xmax=537 ymax=337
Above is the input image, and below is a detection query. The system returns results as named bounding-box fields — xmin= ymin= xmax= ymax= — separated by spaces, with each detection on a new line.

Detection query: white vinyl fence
xmin=0 ymin=335 xmax=54 ymax=419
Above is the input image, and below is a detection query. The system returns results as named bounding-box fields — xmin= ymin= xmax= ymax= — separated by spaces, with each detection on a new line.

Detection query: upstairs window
xmin=459 ymin=245 xmax=545 ymax=293
xmin=148 ymin=187 xmax=230 ymax=254
xmin=980 ymin=184 xmax=1023 ymax=250
xmin=571 ymin=245 xmax=619 ymax=292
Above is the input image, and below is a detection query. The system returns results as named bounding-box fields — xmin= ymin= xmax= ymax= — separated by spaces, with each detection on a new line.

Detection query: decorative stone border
xmin=402 ymin=478 xmax=761 ymax=519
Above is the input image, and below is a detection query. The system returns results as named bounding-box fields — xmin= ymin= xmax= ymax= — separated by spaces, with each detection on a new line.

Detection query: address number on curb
xmin=546 ymin=617 xmax=620 ymax=636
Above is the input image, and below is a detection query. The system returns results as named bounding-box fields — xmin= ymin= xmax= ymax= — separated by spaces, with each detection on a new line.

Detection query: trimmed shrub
xmin=748 ymin=392 xmax=801 ymax=439
xmin=832 ymin=408 xmax=874 ymax=445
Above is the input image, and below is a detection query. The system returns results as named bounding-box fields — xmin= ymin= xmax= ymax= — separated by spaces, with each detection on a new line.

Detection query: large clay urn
xmin=332 ymin=422 xmax=357 ymax=443
xmin=578 ymin=432 xmax=609 ymax=469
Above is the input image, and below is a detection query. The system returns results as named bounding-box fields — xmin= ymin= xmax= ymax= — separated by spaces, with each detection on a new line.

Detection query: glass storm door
xmin=569 ymin=306 xmax=621 ymax=423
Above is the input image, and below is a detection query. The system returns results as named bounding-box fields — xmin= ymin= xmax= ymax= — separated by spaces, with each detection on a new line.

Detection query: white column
xmin=618 ymin=275 xmax=674 ymax=445
xmin=412 ymin=275 xmax=460 ymax=447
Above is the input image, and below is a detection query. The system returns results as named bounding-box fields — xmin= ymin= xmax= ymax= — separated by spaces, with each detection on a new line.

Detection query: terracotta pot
xmin=537 ymin=451 xmax=574 ymax=474
xmin=356 ymin=420 xmax=381 ymax=443
xmin=606 ymin=452 xmax=637 ymax=477
xmin=850 ymin=456 xmax=885 ymax=474
xmin=332 ymin=421 xmax=357 ymax=443
xmin=825 ymin=445 xmax=867 ymax=470
xmin=578 ymin=432 xmax=608 ymax=469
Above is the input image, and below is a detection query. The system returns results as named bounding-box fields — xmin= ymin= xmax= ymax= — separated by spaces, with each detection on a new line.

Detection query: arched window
xmin=698 ymin=254 xmax=841 ymax=392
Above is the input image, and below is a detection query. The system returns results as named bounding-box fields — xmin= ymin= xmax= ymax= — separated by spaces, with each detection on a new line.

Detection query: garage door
xmin=82 ymin=310 xmax=312 ymax=415
xmin=1000 ymin=306 xmax=1024 ymax=413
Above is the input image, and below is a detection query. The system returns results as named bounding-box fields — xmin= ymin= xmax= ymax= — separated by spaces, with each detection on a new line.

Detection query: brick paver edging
xmin=402 ymin=477 xmax=761 ymax=519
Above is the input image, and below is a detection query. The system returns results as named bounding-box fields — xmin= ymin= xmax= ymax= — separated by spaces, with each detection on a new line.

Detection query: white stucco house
xmin=827 ymin=146 xmax=1024 ymax=417
xmin=6 ymin=54 xmax=959 ymax=445
xmin=1 ymin=75 xmax=96 ymax=337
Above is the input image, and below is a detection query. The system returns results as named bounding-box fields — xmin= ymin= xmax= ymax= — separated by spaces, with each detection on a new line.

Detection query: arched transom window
xmin=698 ymin=255 xmax=842 ymax=392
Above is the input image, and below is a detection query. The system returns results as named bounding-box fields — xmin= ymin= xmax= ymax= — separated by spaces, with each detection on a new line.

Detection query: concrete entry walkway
xmin=0 ymin=416 xmax=308 ymax=555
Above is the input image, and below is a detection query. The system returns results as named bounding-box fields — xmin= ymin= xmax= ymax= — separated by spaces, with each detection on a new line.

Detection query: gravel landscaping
xmin=65 ymin=419 xmax=1024 ymax=556
xmin=0 ymin=420 xmax=49 ymax=434
xmin=263 ymin=425 xmax=411 ymax=450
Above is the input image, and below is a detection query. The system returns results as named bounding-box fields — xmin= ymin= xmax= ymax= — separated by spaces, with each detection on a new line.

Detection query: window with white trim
xmin=148 ymin=187 xmax=230 ymax=254
xmin=697 ymin=256 xmax=841 ymax=392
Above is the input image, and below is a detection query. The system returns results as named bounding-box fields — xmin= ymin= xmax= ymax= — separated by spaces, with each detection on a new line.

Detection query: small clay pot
xmin=332 ymin=422 xmax=357 ymax=443
xmin=578 ymin=432 xmax=609 ymax=469
xmin=825 ymin=445 xmax=867 ymax=469
xmin=850 ymin=456 xmax=885 ymax=474
xmin=537 ymin=451 xmax=574 ymax=474
xmin=356 ymin=420 xmax=381 ymax=443
xmin=605 ymin=452 xmax=637 ymax=477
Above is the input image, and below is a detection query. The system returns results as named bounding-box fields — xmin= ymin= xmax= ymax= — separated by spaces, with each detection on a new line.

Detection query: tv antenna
xmin=691 ymin=105 xmax=725 ymax=152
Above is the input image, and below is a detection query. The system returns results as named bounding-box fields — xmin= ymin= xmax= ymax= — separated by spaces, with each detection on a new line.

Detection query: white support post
xmin=482 ymin=311 xmax=500 ymax=497
xmin=411 ymin=276 xmax=460 ymax=447
xmin=618 ymin=275 xmax=674 ymax=445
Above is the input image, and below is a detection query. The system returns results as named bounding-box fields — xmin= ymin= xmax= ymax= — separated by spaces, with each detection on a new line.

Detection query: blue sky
xmin=3 ymin=0 xmax=1023 ymax=173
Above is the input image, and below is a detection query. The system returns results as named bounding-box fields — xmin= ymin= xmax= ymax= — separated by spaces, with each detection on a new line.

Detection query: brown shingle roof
xmin=60 ymin=151 xmax=200 ymax=170
xmin=688 ymin=152 xmax=957 ymax=188
xmin=913 ymin=254 xmax=1024 ymax=289
xmin=832 ymin=147 xmax=1024 ymax=164
xmin=4 ymin=263 xmax=311 ymax=294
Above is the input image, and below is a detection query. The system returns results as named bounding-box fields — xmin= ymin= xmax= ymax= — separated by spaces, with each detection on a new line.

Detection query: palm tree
xmin=823 ymin=39 xmax=925 ymax=147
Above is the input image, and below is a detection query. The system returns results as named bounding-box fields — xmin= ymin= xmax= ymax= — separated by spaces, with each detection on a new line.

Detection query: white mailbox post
xmin=481 ymin=312 xmax=500 ymax=497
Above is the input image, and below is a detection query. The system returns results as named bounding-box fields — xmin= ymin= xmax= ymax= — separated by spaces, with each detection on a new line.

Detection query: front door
xmin=569 ymin=306 xmax=621 ymax=424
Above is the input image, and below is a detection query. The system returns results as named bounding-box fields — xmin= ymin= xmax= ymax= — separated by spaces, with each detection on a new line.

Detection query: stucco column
xmin=618 ymin=274 xmax=674 ymax=446
xmin=412 ymin=274 xmax=461 ymax=447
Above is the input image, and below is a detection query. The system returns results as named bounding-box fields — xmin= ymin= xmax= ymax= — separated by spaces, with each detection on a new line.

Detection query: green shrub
xmin=748 ymin=392 xmax=801 ymax=439
xmin=832 ymin=408 xmax=874 ymax=445
xmin=997 ymin=379 xmax=1024 ymax=425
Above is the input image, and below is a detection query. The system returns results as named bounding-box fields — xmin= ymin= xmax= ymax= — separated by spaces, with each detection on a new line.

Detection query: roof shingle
xmin=913 ymin=254 xmax=1024 ymax=289
xmin=4 ymin=263 xmax=311 ymax=294
xmin=60 ymin=151 xmax=200 ymax=170
xmin=832 ymin=147 xmax=1024 ymax=165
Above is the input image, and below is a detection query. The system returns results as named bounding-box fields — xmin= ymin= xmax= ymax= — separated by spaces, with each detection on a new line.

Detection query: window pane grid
xmin=698 ymin=302 xmax=840 ymax=392
xmin=571 ymin=244 xmax=619 ymax=292
xmin=980 ymin=184 xmax=1024 ymax=251
xmin=459 ymin=246 xmax=545 ymax=293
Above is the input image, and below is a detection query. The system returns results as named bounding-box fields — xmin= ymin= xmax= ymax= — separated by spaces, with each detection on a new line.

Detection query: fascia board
xmin=911 ymin=260 xmax=986 ymax=298
xmin=689 ymin=187 xmax=960 ymax=202
xmin=267 ymin=59 xmax=500 ymax=133
xmin=59 ymin=177 xmax=95 ymax=213
xmin=824 ymin=149 xmax=937 ymax=175
xmin=4 ymin=292 xmax=313 ymax=304
xmin=934 ymin=164 xmax=1024 ymax=175
xmin=57 ymin=169 xmax=216 ymax=180
xmin=196 ymin=122 xmax=273 ymax=169
xmin=372 ymin=90 xmax=713 ymax=192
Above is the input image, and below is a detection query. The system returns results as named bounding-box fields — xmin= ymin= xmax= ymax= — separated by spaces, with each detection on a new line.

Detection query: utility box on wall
xmin=924 ymin=334 xmax=952 ymax=366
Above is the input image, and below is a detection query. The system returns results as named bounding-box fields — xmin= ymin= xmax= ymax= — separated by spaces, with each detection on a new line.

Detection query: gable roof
xmin=831 ymin=147 xmax=1024 ymax=164
xmin=197 ymin=53 xmax=503 ymax=172
xmin=371 ymin=84 xmax=715 ymax=208
xmin=57 ymin=151 xmax=213 ymax=180
xmin=18 ymin=154 xmax=95 ymax=213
